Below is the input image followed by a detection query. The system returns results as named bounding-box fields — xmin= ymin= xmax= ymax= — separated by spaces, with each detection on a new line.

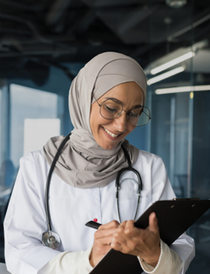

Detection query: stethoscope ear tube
xmin=116 ymin=145 xmax=143 ymax=223
xmin=42 ymin=133 xmax=71 ymax=249
xmin=115 ymin=166 xmax=143 ymax=193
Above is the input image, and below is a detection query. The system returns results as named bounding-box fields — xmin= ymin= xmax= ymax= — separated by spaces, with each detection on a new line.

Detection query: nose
xmin=113 ymin=110 xmax=128 ymax=132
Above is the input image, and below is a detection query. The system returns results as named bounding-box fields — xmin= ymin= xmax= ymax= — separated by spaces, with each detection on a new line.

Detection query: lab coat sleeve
xmin=4 ymin=155 xmax=61 ymax=274
xmin=138 ymin=235 xmax=195 ymax=274
xmin=38 ymin=246 xmax=93 ymax=274
xmin=170 ymin=233 xmax=195 ymax=274
xmin=147 ymin=156 xmax=195 ymax=273
xmin=139 ymin=239 xmax=183 ymax=274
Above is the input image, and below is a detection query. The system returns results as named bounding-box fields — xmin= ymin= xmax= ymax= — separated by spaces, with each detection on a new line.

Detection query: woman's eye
xmin=130 ymin=109 xmax=142 ymax=117
xmin=104 ymin=105 xmax=118 ymax=113
xmin=130 ymin=112 xmax=139 ymax=117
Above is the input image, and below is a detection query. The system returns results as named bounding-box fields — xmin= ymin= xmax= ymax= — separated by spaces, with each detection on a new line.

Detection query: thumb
xmin=148 ymin=212 xmax=159 ymax=236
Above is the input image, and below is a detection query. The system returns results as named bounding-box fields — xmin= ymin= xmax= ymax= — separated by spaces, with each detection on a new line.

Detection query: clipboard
xmin=90 ymin=198 xmax=210 ymax=274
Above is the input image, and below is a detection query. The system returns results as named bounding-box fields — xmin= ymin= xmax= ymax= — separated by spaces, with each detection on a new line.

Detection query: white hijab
xmin=43 ymin=52 xmax=147 ymax=188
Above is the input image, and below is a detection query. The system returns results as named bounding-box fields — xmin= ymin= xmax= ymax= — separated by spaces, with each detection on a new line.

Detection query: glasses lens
xmin=100 ymin=99 xmax=122 ymax=119
xmin=131 ymin=106 xmax=151 ymax=127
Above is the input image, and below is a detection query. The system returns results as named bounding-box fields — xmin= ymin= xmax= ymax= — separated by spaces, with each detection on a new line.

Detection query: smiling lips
xmin=103 ymin=127 xmax=121 ymax=138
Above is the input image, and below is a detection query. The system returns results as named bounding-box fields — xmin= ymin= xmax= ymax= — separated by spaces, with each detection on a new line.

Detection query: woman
xmin=4 ymin=52 xmax=195 ymax=274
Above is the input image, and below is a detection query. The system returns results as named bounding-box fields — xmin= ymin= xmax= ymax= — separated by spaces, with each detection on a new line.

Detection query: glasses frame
xmin=94 ymin=96 xmax=151 ymax=127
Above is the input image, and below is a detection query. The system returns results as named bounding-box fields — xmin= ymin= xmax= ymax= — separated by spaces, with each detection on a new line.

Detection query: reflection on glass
xmin=10 ymin=84 xmax=64 ymax=168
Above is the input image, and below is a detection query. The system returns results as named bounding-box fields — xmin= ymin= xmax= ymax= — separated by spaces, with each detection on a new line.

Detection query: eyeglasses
xmin=94 ymin=97 xmax=151 ymax=127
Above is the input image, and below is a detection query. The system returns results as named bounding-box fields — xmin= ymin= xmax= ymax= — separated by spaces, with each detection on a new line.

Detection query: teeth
xmin=104 ymin=128 xmax=119 ymax=138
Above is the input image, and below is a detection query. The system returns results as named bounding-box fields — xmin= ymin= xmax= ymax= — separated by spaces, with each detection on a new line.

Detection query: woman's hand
xmin=89 ymin=220 xmax=120 ymax=267
xmin=111 ymin=212 xmax=161 ymax=267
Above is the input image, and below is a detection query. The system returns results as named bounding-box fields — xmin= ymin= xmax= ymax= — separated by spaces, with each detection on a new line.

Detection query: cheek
xmin=89 ymin=104 xmax=98 ymax=134
xmin=127 ymin=123 xmax=135 ymax=134
xmin=89 ymin=108 xmax=105 ymax=136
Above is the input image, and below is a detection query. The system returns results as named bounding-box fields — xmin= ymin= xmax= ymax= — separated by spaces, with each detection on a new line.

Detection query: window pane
xmin=0 ymin=88 xmax=2 ymax=165
xmin=0 ymin=84 xmax=64 ymax=262
xmin=10 ymin=84 xmax=64 ymax=168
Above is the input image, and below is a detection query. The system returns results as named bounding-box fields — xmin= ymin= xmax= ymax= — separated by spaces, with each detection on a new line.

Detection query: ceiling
xmin=0 ymin=0 xmax=209 ymax=84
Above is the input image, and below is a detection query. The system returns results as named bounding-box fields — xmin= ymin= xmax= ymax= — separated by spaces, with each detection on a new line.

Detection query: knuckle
xmin=112 ymin=220 xmax=119 ymax=227
xmin=130 ymin=242 xmax=137 ymax=250
xmin=94 ymin=230 xmax=101 ymax=238
xmin=111 ymin=241 xmax=117 ymax=249
xmin=117 ymin=227 xmax=124 ymax=233
xmin=125 ymin=227 xmax=132 ymax=234
xmin=98 ymin=224 xmax=105 ymax=230
xmin=121 ymin=247 xmax=129 ymax=254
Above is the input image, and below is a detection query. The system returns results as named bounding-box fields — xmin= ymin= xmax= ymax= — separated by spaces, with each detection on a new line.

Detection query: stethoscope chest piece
xmin=42 ymin=230 xmax=61 ymax=249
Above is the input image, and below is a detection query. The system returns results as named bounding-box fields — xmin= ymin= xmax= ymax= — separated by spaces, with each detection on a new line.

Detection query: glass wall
xmin=147 ymin=2 xmax=210 ymax=272
xmin=150 ymin=92 xmax=190 ymax=197
xmin=0 ymin=83 xmax=64 ymax=262
xmin=0 ymin=88 xmax=1 ymax=164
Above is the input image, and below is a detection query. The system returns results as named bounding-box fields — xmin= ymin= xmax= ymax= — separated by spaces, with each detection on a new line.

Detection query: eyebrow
xmin=103 ymin=97 xmax=143 ymax=109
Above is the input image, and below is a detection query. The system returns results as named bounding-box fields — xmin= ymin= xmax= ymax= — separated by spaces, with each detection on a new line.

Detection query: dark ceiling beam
xmin=167 ymin=12 xmax=210 ymax=42
xmin=131 ymin=44 xmax=153 ymax=60
xmin=0 ymin=13 xmax=77 ymax=54
xmin=64 ymin=8 xmax=96 ymax=36
xmin=0 ymin=0 xmax=43 ymax=11
xmin=74 ymin=9 xmax=96 ymax=35
xmin=194 ymin=24 xmax=210 ymax=42
xmin=96 ymin=4 xmax=159 ymax=44
xmin=117 ymin=5 xmax=158 ymax=35
xmin=0 ymin=13 xmax=38 ymax=37
xmin=46 ymin=0 xmax=72 ymax=26
xmin=0 ymin=47 xmax=76 ymax=58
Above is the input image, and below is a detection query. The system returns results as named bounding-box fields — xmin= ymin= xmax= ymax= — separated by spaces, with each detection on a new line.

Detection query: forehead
xmin=98 ymin=82 xmax=144 ymax=106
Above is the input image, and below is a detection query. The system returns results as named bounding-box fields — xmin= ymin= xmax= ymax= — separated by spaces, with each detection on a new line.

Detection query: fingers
xmin=90 ymin=220 xmax=120 ymax=267
xmin=111 ymin=221 xmax=135 ymax=252
xmin=98 ymin=220 xmax=119 ymax=231
xmin=95 ymin=220 xmax=119 ymax=245
xmin=148 ymin=212 xmax=159 ymax=236
xmin=112 ymin=220 xmax=135 ymax=239
xmin=124 ymin=220 xmax=135 ymax=234
xmin=94 ymin=220 xmax=120 ymax=247
xmin=111 ymin=217 xmax=160 ymax=260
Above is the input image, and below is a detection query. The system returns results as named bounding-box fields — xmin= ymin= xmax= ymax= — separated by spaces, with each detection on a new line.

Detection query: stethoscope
xmin=42 ymin=133 xmax=143 ymax=249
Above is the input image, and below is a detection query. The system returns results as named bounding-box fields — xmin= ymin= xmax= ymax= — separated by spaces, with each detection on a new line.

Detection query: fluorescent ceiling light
xmin=155 ymin=85 xmax=210 ymax=94
xmin=147 ymin=66 xmax=185 ymax=85
xmin=150 ymin=51 xmax=195 ymax=75
xmin=144 ymin=40 xmax=208 ymax=76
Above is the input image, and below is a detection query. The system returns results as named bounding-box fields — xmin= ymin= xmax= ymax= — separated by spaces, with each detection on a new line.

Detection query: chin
xmin=99 ymin=143 xmax=114 ymax=150
xmin=99 ymin=140 xmax=121 ymax=150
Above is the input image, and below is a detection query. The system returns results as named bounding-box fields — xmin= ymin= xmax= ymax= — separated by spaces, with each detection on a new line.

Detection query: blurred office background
xmin=0 ymin=0 xmax=210 ymax=272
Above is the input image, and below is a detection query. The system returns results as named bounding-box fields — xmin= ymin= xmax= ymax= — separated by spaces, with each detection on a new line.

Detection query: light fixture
xmin=150 ymin=52 xmax=194 ymax=75
xmin=147 ymin=66 xmax=185 ymax=85
xmin=166 ymin=0 xmax=187 ymax=8
xmin=155 ymin=85 xmax=210 ymax=94
xmin=144 ymin=40 xmax=208 ymax=76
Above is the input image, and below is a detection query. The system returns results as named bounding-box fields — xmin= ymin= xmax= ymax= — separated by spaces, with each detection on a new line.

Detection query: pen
xmin=85 ymin=221 xmax=102 ymax=229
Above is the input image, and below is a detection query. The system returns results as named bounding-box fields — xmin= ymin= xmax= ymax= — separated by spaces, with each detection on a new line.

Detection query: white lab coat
xmin=4 ymin=149 xmax=195 ymax=274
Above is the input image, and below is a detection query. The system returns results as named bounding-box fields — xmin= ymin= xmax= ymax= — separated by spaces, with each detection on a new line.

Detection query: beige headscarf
xmin=43 ymin=52 xmax=147 ymax=188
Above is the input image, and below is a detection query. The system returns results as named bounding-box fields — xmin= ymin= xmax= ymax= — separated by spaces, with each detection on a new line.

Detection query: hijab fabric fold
xmin=43 ymin=52 xmax=147 ymax=188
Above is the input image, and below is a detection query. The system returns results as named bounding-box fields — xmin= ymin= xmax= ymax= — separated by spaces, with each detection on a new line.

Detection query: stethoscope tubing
xmin=43 ymin=134 xmax=143 ymax=248
xmin=45 ymin=133 xmax=71 ymax=232
xmin=116 ymin=166 xmax=142 ymax=223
